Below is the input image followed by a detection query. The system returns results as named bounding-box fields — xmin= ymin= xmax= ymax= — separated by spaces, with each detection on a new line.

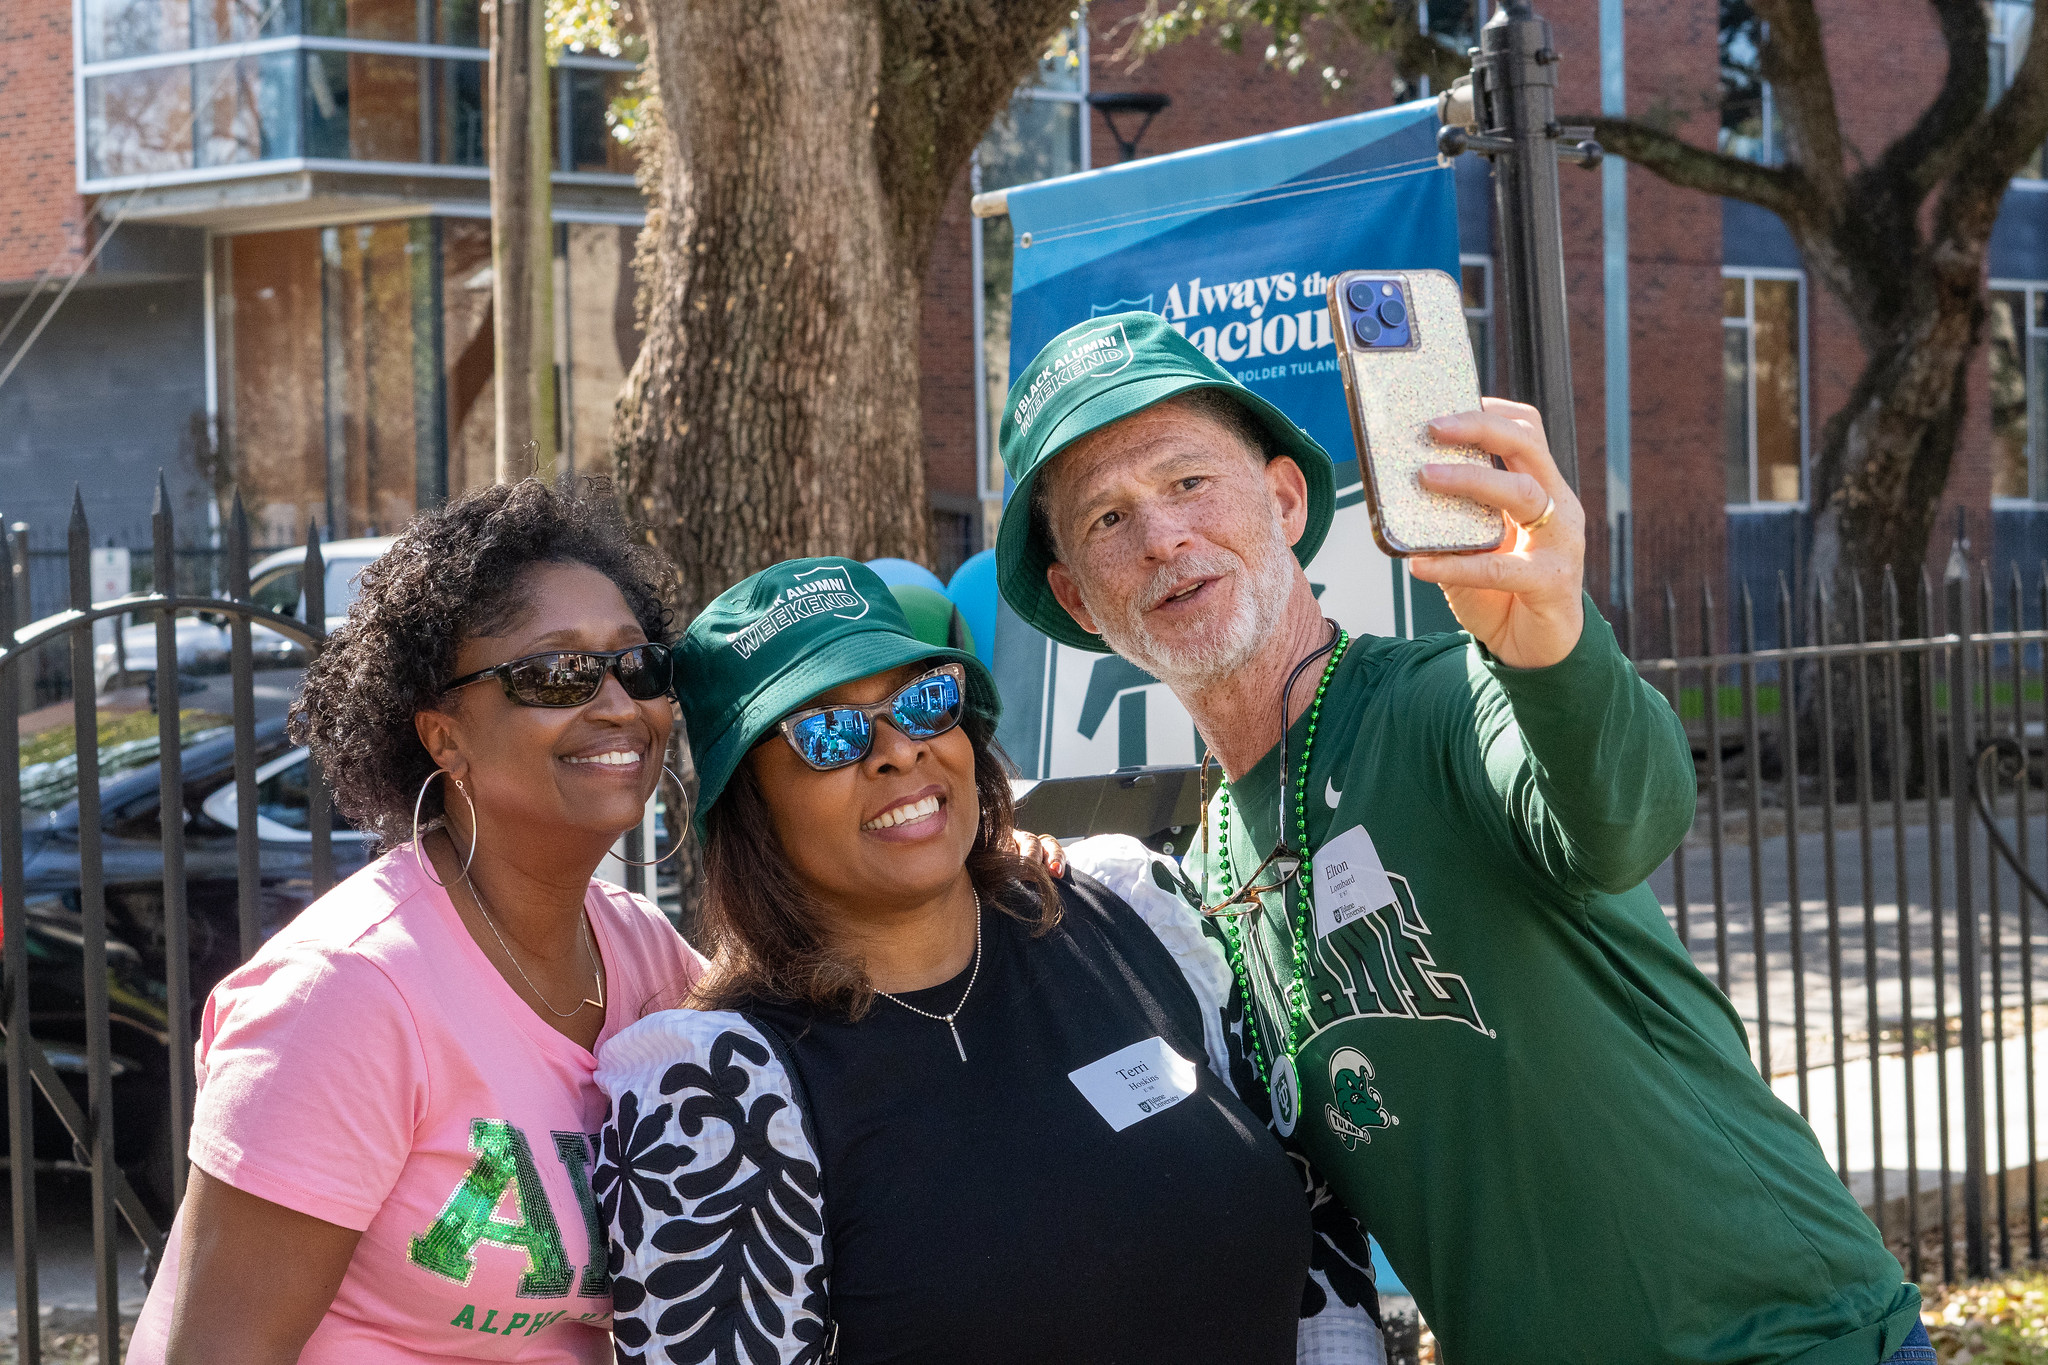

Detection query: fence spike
xmin=1777 ymin=571 xmax=1794 ymax=650
xmin=1662 ymin=582 xmax=1678 ymax=654
xmin=67 ymin=489 xmax=90 ymax=614
xmin=1882 ymin=565 xmax=1900 ymax=641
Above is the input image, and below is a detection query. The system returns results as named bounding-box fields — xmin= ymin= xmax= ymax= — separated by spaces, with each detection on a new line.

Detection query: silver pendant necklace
xmin=461 ymin=870 xmax=606 ymax=1019
xmin=871 ymin=889 xmax=982 ymax=1062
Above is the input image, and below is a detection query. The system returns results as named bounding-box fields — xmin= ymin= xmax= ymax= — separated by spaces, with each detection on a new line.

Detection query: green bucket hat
xmin=995 ymin=310 xmax=1335 ymax=653
xmin=677 ymin=557 xmax=998 ymax=838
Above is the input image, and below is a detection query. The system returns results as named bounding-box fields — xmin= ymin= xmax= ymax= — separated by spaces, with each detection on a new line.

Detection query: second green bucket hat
xmin=677 ymin=557 xmax=998 ymax=838
xmin=995 ymin=311 xmax=1335 ymax=653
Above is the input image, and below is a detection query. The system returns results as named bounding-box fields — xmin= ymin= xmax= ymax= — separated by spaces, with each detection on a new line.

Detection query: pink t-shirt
xmin=128 ymin=849 xmax=706 ymax=1364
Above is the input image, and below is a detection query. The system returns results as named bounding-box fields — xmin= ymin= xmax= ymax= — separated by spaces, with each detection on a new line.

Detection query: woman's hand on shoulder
xmin=1012 ymin=829 xmax=1067 ymax=879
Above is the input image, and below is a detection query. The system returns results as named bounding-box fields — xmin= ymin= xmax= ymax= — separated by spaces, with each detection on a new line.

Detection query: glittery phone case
xmin=1327 ymin=268 xmax=1505 ymax=557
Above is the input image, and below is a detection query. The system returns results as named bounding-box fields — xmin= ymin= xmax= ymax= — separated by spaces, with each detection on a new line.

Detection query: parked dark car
xmin=10 ymin=718 xmax=373 ymax=1217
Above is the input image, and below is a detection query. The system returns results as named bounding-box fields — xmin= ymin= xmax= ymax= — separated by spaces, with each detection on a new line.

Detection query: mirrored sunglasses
xmin=776 ymin=664 xmax=968 ymax=771
xmin=441 ymin=643 xmax=673 ymax=708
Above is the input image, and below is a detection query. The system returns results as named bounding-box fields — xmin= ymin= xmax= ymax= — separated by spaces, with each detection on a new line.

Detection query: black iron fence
xmin=0 ymin=482 xmax=688 ymax=1362
xmin=0 ymin=481 xmax=330 ymax=1363
xmin=13 ymin=505 xmax=2048 ymax=1356
xmin=1634 ymin=544 xmax=2048 ymax=1287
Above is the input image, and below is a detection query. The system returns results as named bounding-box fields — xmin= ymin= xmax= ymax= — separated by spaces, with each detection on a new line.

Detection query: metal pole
xmin=9 ymin=522 xmax=29 ymax=714
xmin=66 ymin=494 xmax=120 ymax=1362
xmin=1948 ymin=541 xmax=1991 ymax=1277
xmin=1438 ymin=2 xmax=1598 ymax=493
xmin=0 ymin=516 xmax=40 ymax=1365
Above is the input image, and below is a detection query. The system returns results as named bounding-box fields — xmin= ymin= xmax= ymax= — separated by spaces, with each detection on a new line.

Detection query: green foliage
xmin=1121 ymin=0 xmax=1458 ymax=93
xmin=1926 ymin=1270 xmax=2048 ymax=1362
xmin=543 ymin=0 xmax=645 ymax=144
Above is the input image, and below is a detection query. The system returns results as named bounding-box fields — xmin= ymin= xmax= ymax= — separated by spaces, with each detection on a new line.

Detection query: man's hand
xmin=1407 ymin=398 xmax=1585 ymax=670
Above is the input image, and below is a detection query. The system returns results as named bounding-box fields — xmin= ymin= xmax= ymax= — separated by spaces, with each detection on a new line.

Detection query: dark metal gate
xmin=0 ymin=479 xmax=332 ymax=1364
xmin=1634 ymin=541 xmax=2048 ymax=1287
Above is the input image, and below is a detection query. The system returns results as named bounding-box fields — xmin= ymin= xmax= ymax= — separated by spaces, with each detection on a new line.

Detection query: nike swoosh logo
xmin=1326 ymin=777 xmax=1342 ymax=810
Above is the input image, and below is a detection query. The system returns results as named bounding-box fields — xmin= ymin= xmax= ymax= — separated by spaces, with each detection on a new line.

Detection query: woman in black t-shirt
xmin=593 ymin=559 xmax=1382 ymax=1364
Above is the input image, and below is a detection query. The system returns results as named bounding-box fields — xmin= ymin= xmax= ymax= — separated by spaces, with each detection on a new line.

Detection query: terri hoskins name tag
xmin=1313 ymin=824 xmax=1397 ymax=940
xmin=1067 ymin=1037 xmax=1198 ymax=1132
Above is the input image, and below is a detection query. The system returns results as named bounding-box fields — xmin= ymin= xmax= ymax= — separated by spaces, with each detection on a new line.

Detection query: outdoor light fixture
xmin=1087 ymin=91 xmax=1171 ymax=161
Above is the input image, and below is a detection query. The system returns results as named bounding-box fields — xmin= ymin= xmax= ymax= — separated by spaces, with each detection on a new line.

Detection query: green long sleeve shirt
xmin=1184 ymin=600 xmax=1919 ymax=1365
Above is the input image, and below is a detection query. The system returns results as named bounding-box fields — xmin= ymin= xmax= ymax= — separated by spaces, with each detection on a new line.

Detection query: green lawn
xmin=1663 ymin=678 xmax=2047 ymax=724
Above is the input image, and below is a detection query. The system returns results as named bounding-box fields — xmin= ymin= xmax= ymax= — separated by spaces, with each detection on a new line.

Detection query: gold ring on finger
xmin=1518 ymin=495 xmax=1557 ymax=533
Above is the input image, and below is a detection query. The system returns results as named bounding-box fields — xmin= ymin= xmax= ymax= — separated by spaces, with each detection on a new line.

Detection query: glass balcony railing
xmin=80 ymin=0 xmax=480 ymax=63
xmin=76 ymin=0 xmax=633 ymax=187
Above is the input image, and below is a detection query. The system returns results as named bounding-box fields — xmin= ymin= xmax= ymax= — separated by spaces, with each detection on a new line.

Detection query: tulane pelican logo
xmin=1325 ymin=1046 xmax=1397 ymax=1151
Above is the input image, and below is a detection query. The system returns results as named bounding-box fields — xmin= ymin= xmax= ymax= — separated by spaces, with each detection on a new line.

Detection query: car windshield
xmin=322 ymin=558 xmax=373 ymax=618
xmin=21 ymin=710 xmax=232 ymax=816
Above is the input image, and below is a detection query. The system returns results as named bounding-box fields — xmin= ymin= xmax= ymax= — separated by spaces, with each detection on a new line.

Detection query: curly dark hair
xmin=691 ymin=714 xmax=1060 ymax=1020
xmin=289 ymin=476 xmax=676 ymax=846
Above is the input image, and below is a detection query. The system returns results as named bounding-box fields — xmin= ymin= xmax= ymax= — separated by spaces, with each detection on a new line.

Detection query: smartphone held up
xmin=1327 ymin=269 xmax=1504 ymax=557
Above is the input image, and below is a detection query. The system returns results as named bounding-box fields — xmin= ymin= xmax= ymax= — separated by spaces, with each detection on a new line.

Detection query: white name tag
xmin=1313 ymin=824 xmax=1397 ymax=940
xmin=1067 ymin=1037 xmax=1199 ymax=1132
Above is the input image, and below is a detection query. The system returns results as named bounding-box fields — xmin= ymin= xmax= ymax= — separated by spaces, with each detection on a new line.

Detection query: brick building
xmin=1 ymin=0 xmax=2040 ymax=644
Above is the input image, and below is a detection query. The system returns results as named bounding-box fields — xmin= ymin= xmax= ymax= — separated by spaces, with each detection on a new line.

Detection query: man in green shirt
xmin=995 ymin=312 xmax=1926 ymax=1365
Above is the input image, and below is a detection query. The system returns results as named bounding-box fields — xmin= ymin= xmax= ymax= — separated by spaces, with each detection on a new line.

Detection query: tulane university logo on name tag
xmin=1068 ymin=1037 xmax=1198 ymax=1132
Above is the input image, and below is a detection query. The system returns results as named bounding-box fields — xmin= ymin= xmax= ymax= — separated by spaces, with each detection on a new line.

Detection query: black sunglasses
xmin=775 ymin=664 xmax=968 ymax=770
xmin=442 ymin=643 xmax=674 ymax=708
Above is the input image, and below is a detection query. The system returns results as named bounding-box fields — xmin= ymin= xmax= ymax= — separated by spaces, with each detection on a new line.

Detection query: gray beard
xmin=1085 ymin=514 xmax=1297 ymax=693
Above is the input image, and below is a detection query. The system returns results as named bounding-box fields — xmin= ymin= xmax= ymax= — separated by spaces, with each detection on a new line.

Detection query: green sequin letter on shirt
xmin=409 ymin=1119 xmax=573 ymax=1297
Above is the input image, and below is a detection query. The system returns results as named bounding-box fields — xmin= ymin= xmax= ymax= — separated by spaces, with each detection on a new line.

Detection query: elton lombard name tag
xmin=1313 ymin=824 xmax=1397 ymax=940
xmin=1068 ymin=1037 xmax=1199 ymax=1132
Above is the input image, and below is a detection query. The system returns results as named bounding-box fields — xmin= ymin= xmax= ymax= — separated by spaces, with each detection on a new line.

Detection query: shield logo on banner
xmin=1090 ymin=295 xmax=1154 ymax=317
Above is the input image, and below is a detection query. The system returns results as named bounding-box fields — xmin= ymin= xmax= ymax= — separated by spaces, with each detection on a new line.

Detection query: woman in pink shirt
xmin=129 ymin=477 xmax=708 ymax=1365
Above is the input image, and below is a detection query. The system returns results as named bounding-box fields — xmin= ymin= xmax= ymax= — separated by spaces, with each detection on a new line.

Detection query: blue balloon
xmin=945 ymin=549 xmax=998 ymax=670
xmin=863 ymin=557 xmax=947 ymax=594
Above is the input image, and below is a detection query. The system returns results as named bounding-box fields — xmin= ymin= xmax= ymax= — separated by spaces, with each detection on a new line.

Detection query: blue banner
xmin=992 ymin=101 xmax=1465 ymax=779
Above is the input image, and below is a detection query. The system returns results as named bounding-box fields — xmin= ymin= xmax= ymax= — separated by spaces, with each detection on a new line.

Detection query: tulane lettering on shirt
xmin=1302 ymin=873 xmax=1488 ymax=1038
xmin=408 ymin=1120 xmax=609 ymax=1304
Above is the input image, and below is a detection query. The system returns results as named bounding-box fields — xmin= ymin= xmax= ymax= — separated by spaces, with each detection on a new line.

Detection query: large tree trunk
xmin=615 ymin=1 xmax=1070 ymax=617
xmin=1805 ymin=279 xmax=1986 ymax=639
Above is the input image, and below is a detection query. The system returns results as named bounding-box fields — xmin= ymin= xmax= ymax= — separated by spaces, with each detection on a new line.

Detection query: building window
xmin=1990 ymin=283 xmax=2048 ymax=501
xmin=1723 ymin=271 xmax=1806 ymax=505
xmin=1412 ymin=0 xmax=1487 ymax=96
xmin=75 ymin=0 xmax=635 ymax=188
xmin=1460 ymin=255 xmax=1493 ymax=391
xmin=1718 ymin=1 xmax=1781 ymax=165
xmin=1990 ymin=3 xmax=2044 ymax=180
xmin=972 ymin=17 xmax=1089 ymax=513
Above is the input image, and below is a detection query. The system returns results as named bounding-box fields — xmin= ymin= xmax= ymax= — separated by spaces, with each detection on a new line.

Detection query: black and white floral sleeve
xmin=593 ymin=1010 xmax=831 ymax=1365
xmin=1064 ymin=835 xmax=1388 ymax=1365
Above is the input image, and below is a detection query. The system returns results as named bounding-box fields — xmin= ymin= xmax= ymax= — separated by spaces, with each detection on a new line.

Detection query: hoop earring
xmin=615 ymin=765 xmax=689 ymax=868
xmin=413 ymin=769 xmax=479 ymax=887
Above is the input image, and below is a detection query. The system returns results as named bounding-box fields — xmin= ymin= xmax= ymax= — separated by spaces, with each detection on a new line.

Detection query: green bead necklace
xmin=1212 ymin=627 xmax=1350 ymax=1086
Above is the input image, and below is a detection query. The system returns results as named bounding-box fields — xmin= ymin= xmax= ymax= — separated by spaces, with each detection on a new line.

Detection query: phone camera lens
xmin=1352 ymin=313 xmax=1382 ymax=345
xmin=1345 ymin=279 xmax=1377 ymax=311
xmin=1379 ymin=297 xmax=1408 ymax=328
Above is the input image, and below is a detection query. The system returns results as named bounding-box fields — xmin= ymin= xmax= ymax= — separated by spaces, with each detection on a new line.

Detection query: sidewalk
xmin=1773 ymin=1024 xmax=2048 ymax=1227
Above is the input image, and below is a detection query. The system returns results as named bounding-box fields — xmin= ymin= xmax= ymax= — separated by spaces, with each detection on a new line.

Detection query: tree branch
xmin=1875 ymin=0 xmax=1988 ymax=198
xmin=1751 ymin=0 xmax=1845 ymax=211
xmin=1935 ymin=0 xmax=2048 ymax=252
xmin=1578 ymin=115 xmax=1807 ymax=225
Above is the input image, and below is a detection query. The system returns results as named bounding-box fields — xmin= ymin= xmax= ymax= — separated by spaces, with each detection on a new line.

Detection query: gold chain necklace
xmin=460 ymin=870 xmax=606 ymax=1019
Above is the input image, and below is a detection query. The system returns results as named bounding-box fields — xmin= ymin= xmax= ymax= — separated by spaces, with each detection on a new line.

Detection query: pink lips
xmin=862 ymin=784 xmax=948 ymax=843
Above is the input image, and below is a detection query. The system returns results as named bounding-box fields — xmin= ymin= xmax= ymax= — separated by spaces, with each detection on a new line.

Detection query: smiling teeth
xmin=566 ymin=750 xmax=640 ymax=766
xmin=863 ymin=795 xmax=941 ymax=830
